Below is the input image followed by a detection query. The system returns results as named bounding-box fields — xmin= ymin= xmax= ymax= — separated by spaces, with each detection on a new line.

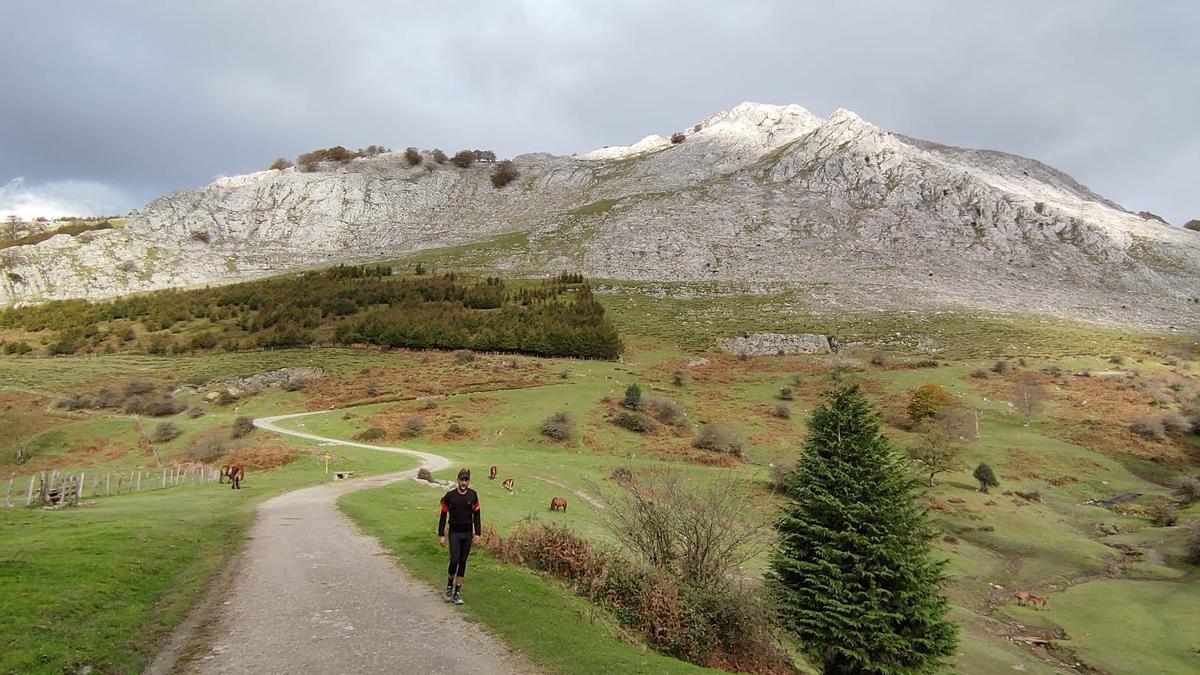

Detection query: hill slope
xmin=2 ymin=102 xmax=1197 ymax=330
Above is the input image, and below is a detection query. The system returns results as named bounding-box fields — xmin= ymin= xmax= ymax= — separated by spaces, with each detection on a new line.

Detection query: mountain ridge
xmin=1 ymin=102 xmax=1197 ymax=331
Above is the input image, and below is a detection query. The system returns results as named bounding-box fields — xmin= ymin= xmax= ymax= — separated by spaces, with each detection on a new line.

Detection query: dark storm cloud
xmin=2 ymin=1 xmax=1197 ymax=223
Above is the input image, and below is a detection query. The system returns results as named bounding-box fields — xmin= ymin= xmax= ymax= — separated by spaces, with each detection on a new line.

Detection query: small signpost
xmin=323 ymin=452 xmax=333 ymax=475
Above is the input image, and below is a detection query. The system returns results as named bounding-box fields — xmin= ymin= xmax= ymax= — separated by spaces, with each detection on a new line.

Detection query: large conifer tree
xmin=770 ymin=385 xmax=957 ymax=674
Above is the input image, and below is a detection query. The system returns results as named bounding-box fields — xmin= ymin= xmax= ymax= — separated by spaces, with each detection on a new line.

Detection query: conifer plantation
xmin=0 ymin=267 xmax=622 ymax=359
xmin=770 ymin=385 xmax=957 ymax=674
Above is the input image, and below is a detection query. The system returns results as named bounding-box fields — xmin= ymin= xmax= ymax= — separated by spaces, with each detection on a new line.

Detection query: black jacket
xmin=438 ymin=488 xmax=481 ymax=536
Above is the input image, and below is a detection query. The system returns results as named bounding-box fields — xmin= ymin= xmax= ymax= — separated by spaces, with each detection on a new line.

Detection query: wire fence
xmin=4 ymin=464 xmax=225 ymax=507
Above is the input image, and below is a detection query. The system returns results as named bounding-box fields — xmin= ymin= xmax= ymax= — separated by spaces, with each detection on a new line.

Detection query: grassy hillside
xmin=1 ymin=282 xmax=1197 ymax=673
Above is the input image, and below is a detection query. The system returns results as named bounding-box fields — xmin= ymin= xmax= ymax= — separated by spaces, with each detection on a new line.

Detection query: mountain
xmin=2 ymin=102 xmax=1197 ymax=330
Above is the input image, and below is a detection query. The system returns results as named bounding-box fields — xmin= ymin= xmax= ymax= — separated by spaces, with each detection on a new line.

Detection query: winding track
xmin=149 ymin=411 xmax=531 ymax=674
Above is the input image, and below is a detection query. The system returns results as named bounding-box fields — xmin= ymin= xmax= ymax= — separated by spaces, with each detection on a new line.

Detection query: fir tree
xmin=770 ymin=385 xmax=958 ymax=674
xmin=624 ymin=383 xmax=642 ymax=408
xmin=973 ymin=463 xmax=999 ymax=493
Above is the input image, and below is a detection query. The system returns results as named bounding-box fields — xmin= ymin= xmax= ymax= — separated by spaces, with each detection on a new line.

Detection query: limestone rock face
xmin=2 ymin=102 xmax=1197 ymax=332
xmin=725 ymin=333 xmax=832 ymax=356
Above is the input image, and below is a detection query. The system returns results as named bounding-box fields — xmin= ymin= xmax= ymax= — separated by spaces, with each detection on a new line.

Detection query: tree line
xmin=0 ymin=266 xmax=623 ymax=360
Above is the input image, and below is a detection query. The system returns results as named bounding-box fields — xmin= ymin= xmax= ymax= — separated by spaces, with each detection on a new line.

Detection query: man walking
xmin=438 ymin=468 xmax=481 ymax=605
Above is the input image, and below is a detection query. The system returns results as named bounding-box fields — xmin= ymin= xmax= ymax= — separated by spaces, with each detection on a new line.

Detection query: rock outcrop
xmin=2 ymin=102 xmax=1197 ymax=332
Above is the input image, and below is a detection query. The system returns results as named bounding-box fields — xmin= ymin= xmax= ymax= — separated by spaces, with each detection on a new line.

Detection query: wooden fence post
xmin=136 ymin=472 xmax=142 ymax=492
xmin=5 ymin=477 xmax=11 ymax=507
xmin=106 ymin=472 xmax=111 ymax=496
xmin=26 ymin=475 xmax=35 ymax=505
xmin=75 ymin=473 xmax=84 ymax=505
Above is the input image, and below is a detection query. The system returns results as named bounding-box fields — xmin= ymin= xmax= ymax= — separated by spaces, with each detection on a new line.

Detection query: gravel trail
xmin=149 ymin=411 xmax=532 ymax=674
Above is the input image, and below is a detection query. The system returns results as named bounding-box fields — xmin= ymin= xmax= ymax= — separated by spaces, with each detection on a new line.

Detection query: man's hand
xmin=472 ymin=534 xmax=480 ymax=545
xmin=438 ymin=536 xmax=446 ymax=547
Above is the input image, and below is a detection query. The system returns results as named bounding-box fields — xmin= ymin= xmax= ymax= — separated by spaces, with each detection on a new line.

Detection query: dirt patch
xmin=216 ymin=443 xmax=299 ymax=471
xmin=301 ymin=353 xmax=556 ymax=408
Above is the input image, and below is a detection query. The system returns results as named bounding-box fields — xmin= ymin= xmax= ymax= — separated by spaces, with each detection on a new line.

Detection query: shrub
xmin=693 ymin=424 xmax=743 ymax=456
xmin=907 ymin=383 xmax=955 ymax=423
xmin=268 ymin=157 xmax=293 ymax=170
xmin=417 ymin=398 xmax=437 ymax=411
xmin=446 ymin=422 xmax=465 ymax=436
xmin=671 ymin=370 xmax=687 ymax=387
xmin=125 ymin=394 xmax=185 ymax=416
xmin=181 ymin=434 xmax=226 ymax=463
xmin=1109 ymin=354 xmax=1126 ymax=365
xmin=231 ymin=416 xmax=255 ymax=438
xmin=399 ymin=416 xmax=426 ymax=437
xmin=1161 ymin=411 xmax=1190 ymax=434
xmin=490 ymin=160 xmax=520 ymax=188
xmin=431 ymin=148 xmax=447 ymax=164
xmin=540 ymin=411 xmax=577 ymax=440
xmin=450 ymin=150 xmax=476 ymax=168
xmin=452 ymin=349 xmax=475 ymax=364
xmin=1187 ymin=520 xmax=1200 ymax=565
xmin=1041 ymin=364 xmax=1062 ymax=376
xmin=124 ymin=379 xmax=157 ymax=397
xmin=871 ymin=353 xmax=888 ymax=366
xmin=1171 ymin=475 xmax=1200 ymax=505
xmin=615 ymin=411 xmax=658 ymax=433
xmin=992 ymin=360 xmax=1011 ymax=374
xmin=773 ymin=404 xmax=791 ymax=419
xmin=970 ymin=369 xmax=989 ymax=379
xmin=150 ymin=421 xmax=182 ymax=443
xmin=973 ymin=463 xmax=999 ymax=493
xmin=403 ymin=147 xmax=422 ymax=166
xmin=355 ymin=427 xmax=387 ymax=441
xmin=623 ymin=383 xmax=642 ymax=408
xmin=768 ymin=459 xmax=796 ymax=490
xmin=1149 ymin=499 xmax=1179 ymax=527
xmin=417 ymin=467 xmax=434 ymax=482
xmin=190 ymin=230 xmax=212 ymax=244
xmin=639 ymin=395 xmax=688 ymax=428
xmin=3 ymin=340 xmax=31 ymax=355
xmin=792 ymin=373 xmax=804 ymax=386
xmin=670 ymin=132 xmax=686 ymax=144
xmin=1130 ymin=416 xmax=1165 ymax=439
xmin=364 ymin=379 xmax=380 ymax=397
xmin=778 ymin=387 xmax=794 ymax=401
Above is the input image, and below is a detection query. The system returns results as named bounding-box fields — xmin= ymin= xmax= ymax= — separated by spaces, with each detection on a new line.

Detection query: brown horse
xmin=549 ymin=496 xmax=568 ymax=512
xmin=1013 ymin=591 xmax=1031 ymax=606
xmin=489 ymin=465 xmax=498 ymax=480
xmin=221 ymin=465 xmax=245 ymax=489
xmin=501 ymin=478 xmax=514 ymax=492
xmin=1027 ymin=595 xmax=1049 ymax=610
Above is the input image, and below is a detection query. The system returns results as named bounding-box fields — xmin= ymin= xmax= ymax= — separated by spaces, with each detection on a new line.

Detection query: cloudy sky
xmin=3 ymin=1 xmax=1197 ymax=224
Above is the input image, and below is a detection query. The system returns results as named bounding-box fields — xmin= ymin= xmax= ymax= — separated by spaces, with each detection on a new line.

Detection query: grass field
xmin=0 ymin=448 xmax=418 ymax=674
xmin=1 ymin=283 xmax=1198 ymax=674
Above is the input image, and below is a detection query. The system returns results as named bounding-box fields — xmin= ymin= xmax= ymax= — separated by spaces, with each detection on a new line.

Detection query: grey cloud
xmin=2 ymin=1 xmax=1197 ymax=223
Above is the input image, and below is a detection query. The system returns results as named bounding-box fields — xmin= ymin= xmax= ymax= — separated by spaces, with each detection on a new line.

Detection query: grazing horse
xmin=489 ymin=465 xmax=498 ymax=480
xmin=501 ymin=478 xmax=514 ymax=492
xmin=1013 ymin=591 xmax=1031 ymax=606
xmin=1028 ymin=595 xmax=1048 ymax=610
xmin=221 ymin=465 xmax=245 ymax=489
xmin=549 ymin=496 xmax=568 ymax=512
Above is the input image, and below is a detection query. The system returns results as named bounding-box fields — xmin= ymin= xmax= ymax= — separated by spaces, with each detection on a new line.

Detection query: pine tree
xmin=770 ymin=385 xmax=958 ymax=674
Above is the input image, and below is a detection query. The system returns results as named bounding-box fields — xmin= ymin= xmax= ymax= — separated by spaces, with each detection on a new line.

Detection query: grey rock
xmin=2 ymin=102 xmax=1196 ymax=332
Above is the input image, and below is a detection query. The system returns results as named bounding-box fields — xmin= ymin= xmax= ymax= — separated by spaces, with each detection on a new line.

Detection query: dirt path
xmin=149 ymin=411 xmax=532 ymax=674
xmin=531 ymin=474 xmax=605 ymax=509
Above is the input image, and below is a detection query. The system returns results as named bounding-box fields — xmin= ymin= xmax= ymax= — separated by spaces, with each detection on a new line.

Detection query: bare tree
xmin=906 ymin=421 xmax=963 ymax=486
xmin=593 ymin=469 xmax=770 ymax=585
xmin=1011 ymin=374 xmax=1046 ymax=426
xmin=3 ymin=215 xmax=21 ymax=240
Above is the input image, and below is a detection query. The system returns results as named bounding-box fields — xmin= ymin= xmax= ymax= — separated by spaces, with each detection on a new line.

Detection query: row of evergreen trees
xmin=0 ymin=267 xmax=623 ymax=360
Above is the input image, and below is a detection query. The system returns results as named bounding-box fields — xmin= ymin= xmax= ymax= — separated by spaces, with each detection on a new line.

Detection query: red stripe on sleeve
xmin=441 ymin=503 xmax=448 ymax=513
xmin=473 ymin=501 xmax=480 ymax=511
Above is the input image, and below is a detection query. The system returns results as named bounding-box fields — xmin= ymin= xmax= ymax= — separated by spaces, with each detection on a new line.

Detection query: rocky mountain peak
xmin=2 ymin=102 xmax=1197 ymax=334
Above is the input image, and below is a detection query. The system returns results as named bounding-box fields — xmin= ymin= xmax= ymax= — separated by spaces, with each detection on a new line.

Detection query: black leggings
xmin=447 ymin=531 xmax=474 ymax=578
